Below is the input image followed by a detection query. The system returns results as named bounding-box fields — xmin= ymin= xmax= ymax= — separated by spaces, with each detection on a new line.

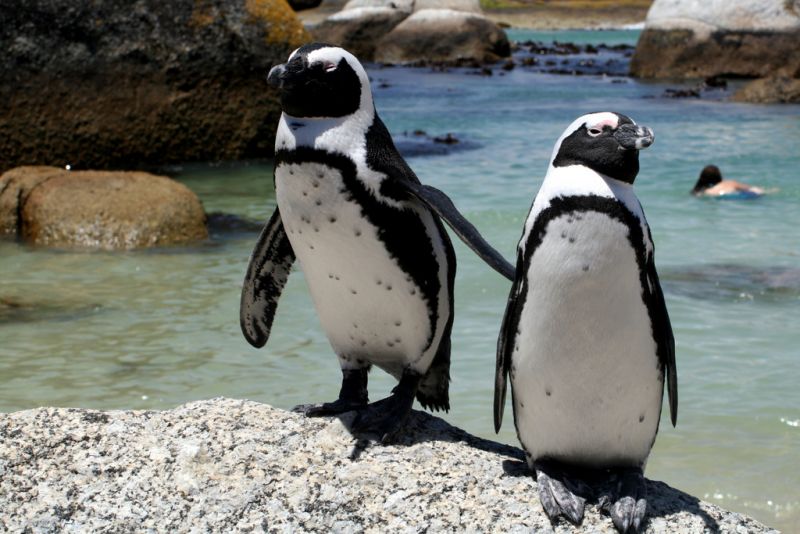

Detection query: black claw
xmin=602 ymin=467 xmax=647 ymax=533
xmin=534 ymin=461 xmax=586 ymax=525
xmin=536 ymin=473 xmax=562 ymax=520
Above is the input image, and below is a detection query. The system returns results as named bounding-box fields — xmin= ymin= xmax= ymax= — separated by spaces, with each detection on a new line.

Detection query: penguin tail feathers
xmin=416 ymin=362 xmax=450 ymax=413
xmin=416 ymin=393 xmax=450 ymax=413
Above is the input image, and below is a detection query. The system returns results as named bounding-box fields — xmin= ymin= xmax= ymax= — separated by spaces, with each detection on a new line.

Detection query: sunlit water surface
xmin=2 ymin=30 xmax=799 ymax=531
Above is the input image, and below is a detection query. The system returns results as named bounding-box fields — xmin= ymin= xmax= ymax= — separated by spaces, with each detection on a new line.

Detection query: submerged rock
xmin=733 ymin=76 xmax=800 ymax=104
xmin=0 ymin=0 xmax=309 ymax=173
xmin=0 ymin=166 xmax=208 ymax=249
xmin=631 ymin=0 xmax=800 ymax=80
xmin=0 ymin=398 xmax=778 ymax=533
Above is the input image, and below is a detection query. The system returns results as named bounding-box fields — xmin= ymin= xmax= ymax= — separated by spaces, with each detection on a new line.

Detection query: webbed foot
xmin=534 ymin=459 xmax=588 ymax=525
xmin=351 ymin=370 xmax=421 ymax=444
xmin=599 ymin=466 xmax=647 ymax=533
xmin=292 ymin=398 xmax=366 ymax=416
xmin=292 ymin=368 xmax=368 ymax=416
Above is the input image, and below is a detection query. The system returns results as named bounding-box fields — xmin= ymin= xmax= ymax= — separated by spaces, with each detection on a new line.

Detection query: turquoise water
xmin=2 ymin=31 xmax=799 ymax=531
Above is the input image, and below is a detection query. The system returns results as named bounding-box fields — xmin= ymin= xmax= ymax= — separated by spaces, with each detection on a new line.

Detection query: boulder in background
xmin=0 ymin=0 xmax=310 ymax=173
xmin=631 ymin=0 xmax=800 ymax=79
xmin=0 ymin=166 xmax=208 ymax=249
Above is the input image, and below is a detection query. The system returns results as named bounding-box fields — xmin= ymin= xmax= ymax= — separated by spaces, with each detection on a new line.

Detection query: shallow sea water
xmin=2 ymin=30 xmax=799 ymax=531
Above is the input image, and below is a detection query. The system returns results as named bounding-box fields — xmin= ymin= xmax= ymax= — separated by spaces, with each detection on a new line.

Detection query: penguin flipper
xmin=364 ymin=114 xmax=513 ymax=280
xmin=240 ymin=208 xmax=296 ymax=348
xmin=403 ymin=182 xmax=515 ymax=281
xmin=646 ymin=257 xmax=678 ymax=426
xmin=494 ymin=250 xmax=526 ymax=432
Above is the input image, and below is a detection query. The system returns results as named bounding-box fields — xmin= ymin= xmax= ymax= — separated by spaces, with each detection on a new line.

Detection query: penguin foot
xmin=293 ymin=368 xmax=369 ymax=417
xmin=533 ymin=460 xmax=587 ymax=525
xmin=599 ymin=467 xmax=647 ymax=533
xmin=292 ymin=398 xmax=366 ymax=417
xmin=351 ymin=370 xmax=421 ymax=444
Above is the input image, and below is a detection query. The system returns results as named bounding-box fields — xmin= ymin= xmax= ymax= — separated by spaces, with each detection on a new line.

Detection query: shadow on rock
xmin=335 ymin=408 xmax=525 ymax=461
xmin=500 ymin=459 xmax=721 ymax=532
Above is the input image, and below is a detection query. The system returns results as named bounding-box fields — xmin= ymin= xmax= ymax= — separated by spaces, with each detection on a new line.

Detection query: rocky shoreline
xmin=0 ymin=398 xmax=778 ymax=533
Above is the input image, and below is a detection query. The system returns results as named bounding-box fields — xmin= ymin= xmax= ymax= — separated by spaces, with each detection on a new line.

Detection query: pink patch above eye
xmin=591 ymin=118 xmax=618 ymax=130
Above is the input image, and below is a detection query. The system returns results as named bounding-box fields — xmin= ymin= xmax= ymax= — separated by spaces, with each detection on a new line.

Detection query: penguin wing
xmin=240 ymin=207 xmax=296 ymax=348
xmin=494 ymin=250 xmax=526 ymax=432
xmin=403 ymin=182 xmax=515 ymax=281
xmin=366 ymin=115 xmax=514 ymax=281
xmin=646 ymin=256 xmax=678 ymax=426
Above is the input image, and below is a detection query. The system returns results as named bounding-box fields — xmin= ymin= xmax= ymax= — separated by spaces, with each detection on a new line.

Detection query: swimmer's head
xmin=693 ymin=165 xmax=723 ymax=194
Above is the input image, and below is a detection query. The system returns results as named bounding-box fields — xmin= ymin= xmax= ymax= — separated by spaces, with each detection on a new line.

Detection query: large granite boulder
xmin=0 ymin=0 xmax=309 ymax=173
xmin=312 ymin=6 xmax=411 ymax=60
xmin=0 ymin=398 xmax=777 ymax=532
xmin=631 ymin=0 xmax=800 ymax=80
xmin=343 ymin=0 xmax=414 ymax=10
xmin=375 ymin=9 xmax=511 ymax=65
xmin=414 ymin=0 xmax=481 ymax=13
xmin=311 ymin=1 xmax=507 ymax=63
xmin=0 ymin=166 xmax=208 ymax=249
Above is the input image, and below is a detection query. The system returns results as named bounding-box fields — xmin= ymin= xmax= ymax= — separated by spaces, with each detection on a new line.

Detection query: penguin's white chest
xmin=275 ymin=161 xmax=435 ymax=376
xmin=512 ymin=210 xmax=662 ymax=467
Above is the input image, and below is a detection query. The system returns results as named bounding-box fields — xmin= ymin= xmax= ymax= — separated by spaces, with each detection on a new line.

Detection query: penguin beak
xmin=267 ymin=63 xmax=287 ymax=89
xmin=614 ymin=124 xmax=655 ymax=151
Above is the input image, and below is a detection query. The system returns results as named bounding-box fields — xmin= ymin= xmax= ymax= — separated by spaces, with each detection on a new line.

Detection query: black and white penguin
xmin=241 ymin=43 xmax=513 ymax=442
xmin=494 ymin=112 xmax=678 ymax=532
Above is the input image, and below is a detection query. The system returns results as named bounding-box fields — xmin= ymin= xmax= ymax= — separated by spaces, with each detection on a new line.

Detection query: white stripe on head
xmin=548 ymin=112 xmax=630 ymax=168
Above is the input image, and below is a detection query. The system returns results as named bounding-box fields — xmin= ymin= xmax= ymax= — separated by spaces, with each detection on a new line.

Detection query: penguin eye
xmin=323 ymin=61 xmax=337 ymax=73
xmin=588 ymin=127 xmax=603 ymax=137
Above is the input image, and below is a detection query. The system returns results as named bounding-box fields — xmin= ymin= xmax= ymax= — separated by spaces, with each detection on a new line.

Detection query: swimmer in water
xmin=691 ymin=165 xmax=765 ymax=198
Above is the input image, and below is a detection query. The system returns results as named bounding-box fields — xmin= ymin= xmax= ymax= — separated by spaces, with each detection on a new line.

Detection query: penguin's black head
xmin=551 ymin=112 xmax=654 ymax=184
xmin=692 ymin=164 xmax=723 ymax=194
xmin=267 ymin=43 xmax=368 ymax=119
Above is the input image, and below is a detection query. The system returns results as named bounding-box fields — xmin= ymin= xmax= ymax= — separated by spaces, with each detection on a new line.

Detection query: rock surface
xmin=733 ymin=76 xmax=800 ymax=104
xmin=310 ymin=1 xmax=509 ymax=63
xmin=0 ymin=166 xmax=208 ymax=249
xmin=375 ymin=9 xmax=511 ymax=65
xmin=0 ymin=398 xmax=778 ymax=533
xmin=631 ymin=0 xmax=800 ymax=80
xmin=312 ymin=7 xmax=411 ymax=60
xmin=0 ymin=0 xmax=309 ymax=173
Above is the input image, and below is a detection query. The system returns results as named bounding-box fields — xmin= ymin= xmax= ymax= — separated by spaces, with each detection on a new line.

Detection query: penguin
xmin=241 ymin=43 xmax=514 ymax=443
xmin=494 ymin=112 xmax=677 ymax=533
